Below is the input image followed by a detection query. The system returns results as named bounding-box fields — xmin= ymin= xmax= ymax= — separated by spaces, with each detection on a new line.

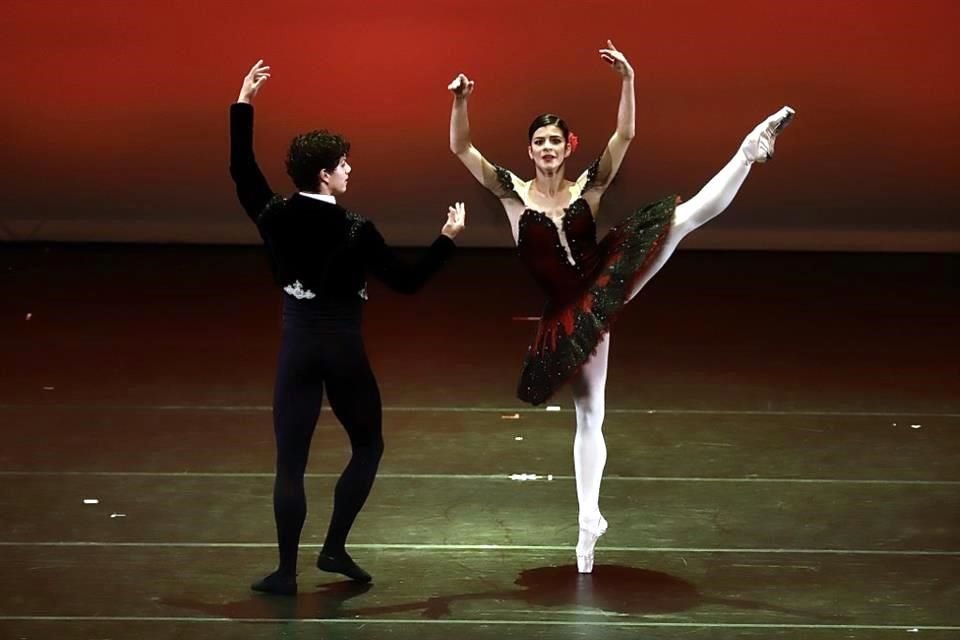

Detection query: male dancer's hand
xmin=441 ymin=202 xmax=466 ymax=239
xmin=599 ymin=40 xmax=634 ymax=81
xmin=447 ymin=73 xmax=475 ymax=99
xmin=238 ymin=60 xmax=271 ymax=104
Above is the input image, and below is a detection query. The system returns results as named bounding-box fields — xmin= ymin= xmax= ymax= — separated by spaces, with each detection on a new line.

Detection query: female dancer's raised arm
xmin=578 ymin=41 xmax=635 ymax=212
xmin=448 ymin=73 xmax=517 ymax=199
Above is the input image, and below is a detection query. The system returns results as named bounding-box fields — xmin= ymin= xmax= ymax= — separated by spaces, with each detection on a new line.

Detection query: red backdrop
xmin=1 ymin=0 xmax=958 ymax=249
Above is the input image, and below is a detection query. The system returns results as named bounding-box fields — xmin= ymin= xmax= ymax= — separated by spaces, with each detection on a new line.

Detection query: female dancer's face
xmin=528 ymin=125 xmax=570 ymax=172
xmin=320 ymin=156 xmax=351 ymax=195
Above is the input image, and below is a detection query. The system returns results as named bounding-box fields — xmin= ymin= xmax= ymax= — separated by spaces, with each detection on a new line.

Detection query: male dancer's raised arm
xmin=229 ymin=60 xmax=274 ymax=221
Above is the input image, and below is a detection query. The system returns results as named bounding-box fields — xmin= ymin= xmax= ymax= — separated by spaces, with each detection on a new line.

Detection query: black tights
xmin=271 ymin=326 xmax=383 ymax=575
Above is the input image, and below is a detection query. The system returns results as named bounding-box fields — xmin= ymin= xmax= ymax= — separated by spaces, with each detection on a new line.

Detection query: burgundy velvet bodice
xmin=517 ymin=197 xmax=603 ymax=306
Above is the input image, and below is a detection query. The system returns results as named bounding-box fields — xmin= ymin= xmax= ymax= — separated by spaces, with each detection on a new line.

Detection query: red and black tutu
xmin=516 ymin=195 xmax=677 ymax=405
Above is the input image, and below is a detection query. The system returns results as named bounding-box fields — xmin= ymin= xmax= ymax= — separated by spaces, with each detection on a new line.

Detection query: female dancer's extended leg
xmin=568 ymin=106 xmax=794 ymax=573
xmin=627 ymin=106 xmax=794 ymax=301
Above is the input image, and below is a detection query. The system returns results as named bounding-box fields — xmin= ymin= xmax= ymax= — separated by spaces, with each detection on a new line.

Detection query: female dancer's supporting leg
xmin=571 ymin=332 xmax=610 ymax=573
xmin=569 ymin=106 xmax=794 ymax=573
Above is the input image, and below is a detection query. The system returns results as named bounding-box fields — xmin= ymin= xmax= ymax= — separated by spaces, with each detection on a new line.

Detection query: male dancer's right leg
xmin=316 ymin=333 xmax=383 ymax=583
xmin=252 ymin=328 xmax=323 ymax=595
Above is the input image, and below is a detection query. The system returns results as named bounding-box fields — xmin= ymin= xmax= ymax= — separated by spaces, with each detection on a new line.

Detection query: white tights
xmin=570 ymin=147 xmax=754 ymax=527
xmin=571 ymin=331 xmax=609 ymax=527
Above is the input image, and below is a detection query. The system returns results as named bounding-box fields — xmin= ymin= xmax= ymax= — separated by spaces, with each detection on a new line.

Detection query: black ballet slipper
xmin=250 ymin=570 xmax=298 ymax=596
xmin=316 ymin=551 xmax=372 ymax=583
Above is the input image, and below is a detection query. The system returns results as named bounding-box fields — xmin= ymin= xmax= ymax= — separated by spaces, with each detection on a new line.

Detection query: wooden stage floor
xmin=0 ymin=245 xmax=957 ymax=638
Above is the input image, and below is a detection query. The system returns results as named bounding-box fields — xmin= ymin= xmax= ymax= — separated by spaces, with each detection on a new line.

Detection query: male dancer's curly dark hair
xmin=527 ymin=113 xmax=570 ymax=141
xmin=285 ymin=130 xmax=351 ymax=191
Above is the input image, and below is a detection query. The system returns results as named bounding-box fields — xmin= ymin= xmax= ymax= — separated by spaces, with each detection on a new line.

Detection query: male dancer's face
xmin=320 ymin=156 xmax=351 ymax=195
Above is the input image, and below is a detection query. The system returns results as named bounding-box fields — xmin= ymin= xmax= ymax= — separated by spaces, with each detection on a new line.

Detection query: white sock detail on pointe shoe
xmin=576 ymin=515 xmax=608 ymax=574
xmin=741 ymin=106 xmax=795 ymax=163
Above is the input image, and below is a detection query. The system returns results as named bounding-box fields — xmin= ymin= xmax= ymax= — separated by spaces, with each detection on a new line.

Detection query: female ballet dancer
xmin=231 ymin=60 xmax=466 ymax=594
xmin=448 ymin=42 xmax=793 ymax=572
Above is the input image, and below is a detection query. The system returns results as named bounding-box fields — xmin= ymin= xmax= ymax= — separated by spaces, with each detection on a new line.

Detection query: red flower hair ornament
xmin=567 ymin=132 xmax=579 ymax=154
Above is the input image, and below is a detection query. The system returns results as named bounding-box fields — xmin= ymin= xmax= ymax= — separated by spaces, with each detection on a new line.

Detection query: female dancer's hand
xmin=599 ymin=40 xmax=633 ymax=80
xmin=441 ymin=202 xmax=466 ymax=239
xmin=237 ymin=60 xmax=271 ymax=104
xmin=447 ymin=73 xmax=475 ymax=99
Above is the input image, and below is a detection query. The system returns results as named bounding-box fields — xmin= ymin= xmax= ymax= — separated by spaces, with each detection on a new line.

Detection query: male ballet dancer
xmin=230 ymin=60 xmax=465 ymax=595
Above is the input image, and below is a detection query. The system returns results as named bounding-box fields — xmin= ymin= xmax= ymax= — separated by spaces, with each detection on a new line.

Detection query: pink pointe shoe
xmin=741 ymin=106 xmax=796 ymax=163
xmin=575 ymin=515 xmax=608 ymax=573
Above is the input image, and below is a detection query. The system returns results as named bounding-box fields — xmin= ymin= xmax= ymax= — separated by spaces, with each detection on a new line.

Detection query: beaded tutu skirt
xmin=517 ymin=195 xmax=678 ymax=405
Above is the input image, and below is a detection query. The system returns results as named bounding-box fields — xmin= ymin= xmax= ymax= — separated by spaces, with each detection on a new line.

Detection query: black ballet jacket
xmin=229 ymin=102 xmax=455 ymax=304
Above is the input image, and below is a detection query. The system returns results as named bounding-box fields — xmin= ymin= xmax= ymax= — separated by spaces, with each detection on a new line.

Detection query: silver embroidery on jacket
xmin=283 ymin=281 xmax=316 ymax=300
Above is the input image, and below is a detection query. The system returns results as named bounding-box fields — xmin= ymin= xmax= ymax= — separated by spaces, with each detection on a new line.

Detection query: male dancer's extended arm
xmin=229 ymin=60 xmax=275 ymax=221
xmin=362 ymin=203 xmax=466 ymax=294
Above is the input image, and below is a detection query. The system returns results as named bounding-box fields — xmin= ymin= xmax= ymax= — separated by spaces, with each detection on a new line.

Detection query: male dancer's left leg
xmin=316 ymin=333 xmax=383 ymax=583
xmin=252 ymin=329 xmax=323 ymax=595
